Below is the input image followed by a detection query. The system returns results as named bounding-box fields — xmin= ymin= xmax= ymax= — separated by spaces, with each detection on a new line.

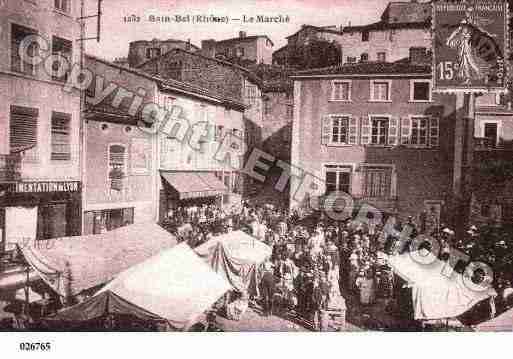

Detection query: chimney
xmin=409 ymin=47 xmax=428 ymax=64
xmin=201 ymin=39 xmax=216 ymax=58
xmin=185 ymin=39 xmax=191 ymax=51
xmin=239 ymin=31 xmax=247 ymax=38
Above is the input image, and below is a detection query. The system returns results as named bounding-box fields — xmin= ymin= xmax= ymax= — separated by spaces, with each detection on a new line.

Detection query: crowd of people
xmin=162 ymin=199 xmax=513 ymax=331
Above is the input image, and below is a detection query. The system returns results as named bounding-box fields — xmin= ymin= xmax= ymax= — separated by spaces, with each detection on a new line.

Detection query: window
xmin=331 ymin=117 xmax=349 ymax=144
xmin=11 ymin=24 xmax=38 ymax=75
xmin=370 ymin=117 xmax=389 ymax=145
xmin=484 ymin=122 xmax=499 ymax=147
xmin=109 ymin=145 xmax=126 ymax=191
xmin=346 ymin=56 xmax=356 ymax=63
xmin=215 ymin=125 xmax=225 ymax=141
xmin=51 ymin=112 xmax=71 ymax=160
xmin=400 ymin=117 xmax=439 ymax=147
xmin=10 ymin=105 xmax=38 ymax=153
xmin=410 ymin=117 xmax=429 ymax=146
xmin=55 ymin=0 xmax=71 ymax=13
xmin=237 ymin=47 xmax=245 ymax=57
xmin=88 ymin=208 xmax=134 ymax=234
xmin=362 ymin=166 xmax=392 ymax=198
xmin=146 ymin=47 xmax=161 ymax=59
xmin=52 ymin=36 xmax=72 ymax=81
xmin=325 ymin=165 xmax=351 ymax=194
xmin=245 ymin=84 xmax=258 ymax=105
xmin=286 ymin=105 xmax=294 ymax=119
xmin=377 ymin=52 xmax=386 ymax=62
xmin=322 ymin=115 xmax=358 ymax=145
xmin=502 ymin=204 xmax=513 ymax=223
xmin=331 ymin=81 xmax=351 ymax=101
xmin=264 ymin=100 xmax=271 ymax=115
xmin=39 ymin=204 xmax=67 ymax=240
xmin=362 ymin=31 xmax=369 ymax=42
xmin=360 ymin=53 xmax=369 ymax=62
xmin=411 ymin=80 xmax=431 ymax=102
xmin=371 ymin=80 xmax=391 ymax=101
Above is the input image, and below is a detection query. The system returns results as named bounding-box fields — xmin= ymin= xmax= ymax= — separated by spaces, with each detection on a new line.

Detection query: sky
xmin=83 ymin=0 xmax=393 ymax=61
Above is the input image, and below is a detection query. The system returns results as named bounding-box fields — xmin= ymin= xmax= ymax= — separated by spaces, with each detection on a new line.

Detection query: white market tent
xmin=387 ymin=251 xmax=497 ymax=321
xmin=46 ymin=243 xmax=232 ymax=330
xmin=195 ymin=230 xmax=272 ymax=294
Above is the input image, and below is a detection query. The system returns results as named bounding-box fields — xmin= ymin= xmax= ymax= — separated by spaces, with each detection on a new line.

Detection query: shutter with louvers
xmin=401 ymin=117 xmax=412 ymax=145
xmin=429 ymin=117 xmax=439 ymax=147
xmin=348 ymin=116 xmax=358 ymax=145
xmin=51 ymin=112 xmax=71 ymax=160
xmin=388 ymin=117 xmax=399 ymax=146
xmin=321 ymin=116 xmax=332 ymax=145
xmin=10 ymin=105 xmax=38 ymax=152
xmin=361 ymin=116 xmax=371 ymax=145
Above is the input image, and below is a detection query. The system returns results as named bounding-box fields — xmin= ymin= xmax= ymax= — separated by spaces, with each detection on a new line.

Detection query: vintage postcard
xmin=1 ymin=0 xmax=512 ymax=346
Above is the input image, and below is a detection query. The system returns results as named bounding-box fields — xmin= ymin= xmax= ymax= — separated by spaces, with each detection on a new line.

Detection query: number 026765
xmin=19 ymin=342 xmax=52 ymax=351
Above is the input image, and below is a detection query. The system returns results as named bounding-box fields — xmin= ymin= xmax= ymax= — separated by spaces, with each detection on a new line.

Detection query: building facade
xmin=290 ymin=61 xmax=458 ymax=222
xmin=0 ymin=0 xmax=83 ymax=250
xmin=82 ymin=55 xmax=159 ymax=235
xmin=127 ymin=38 xmax=199 ymax=68
xmin=136 ymin=48 xmax=265 ymax=199
xmin=201 ymin=32 xmax=274 ymax=65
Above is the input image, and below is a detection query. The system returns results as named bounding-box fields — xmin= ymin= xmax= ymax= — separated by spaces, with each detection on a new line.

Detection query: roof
xmin=245 ymin=63 xmax=294 ymax=92
xmin=21 ymin=222 xmax=178 ymax=297
xmin=47 ymin=244 xmax=231 ymax=330
xmin=292 ymin=60 xmax=431 ymax=78
xmin=85 ymin=54 xmax=246 ymax=111
xmin=216 ymin=35 xmax=274 ymax=47
xmin=135 ymin=48 xmax=264 ymax=88
xmin=286 ymin=25 xmax=343 ymax=39
xmin=342 ymin=19 xmax=430 ymax=33
xmin=130 ymin=38 xmax=200 ymax=49
xmin=272 ymin=44 xmax=288 ymax=55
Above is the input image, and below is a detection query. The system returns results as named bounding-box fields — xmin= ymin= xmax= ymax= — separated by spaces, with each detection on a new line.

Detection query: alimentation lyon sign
xmin=433 ymin=0 xmax=508 ymax=92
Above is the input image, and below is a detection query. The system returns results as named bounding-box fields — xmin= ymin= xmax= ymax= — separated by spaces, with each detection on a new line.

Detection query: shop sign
xmin=11 ymin=181 xmax=80 ymax=193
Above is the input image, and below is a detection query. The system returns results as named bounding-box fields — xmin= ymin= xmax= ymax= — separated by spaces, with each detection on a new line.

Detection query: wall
xmin=0 ymin=0 xmax=82 ymax=181
xmin=128 ymin=39 xmax=199 ymax=68
xmin=338 ymin=27 xmax=431 ymax=63
xmin=138 ymin=50 xmax=246 ymax=103
xmin=291 ymin=76 xmax=457 ymax=219
xmin=84 ymin=120 xmax=156 ymax=223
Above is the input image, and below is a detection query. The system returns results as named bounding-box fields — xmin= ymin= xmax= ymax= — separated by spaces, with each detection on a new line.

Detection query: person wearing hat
xmin=260 ymin=262 xmax=277 ymax=316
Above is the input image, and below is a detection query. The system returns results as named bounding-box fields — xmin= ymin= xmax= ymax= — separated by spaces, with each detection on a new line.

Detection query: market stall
xmin=387 ymin=250 xmax=497 ymax=321
xmin=43 ymin=243 xmax=231 ymax=330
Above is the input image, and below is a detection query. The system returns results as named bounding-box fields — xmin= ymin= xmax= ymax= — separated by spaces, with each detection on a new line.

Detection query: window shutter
xmin=348 ymin=116 xmax=358 ymax=145
xmin=429 ymin=117 xmax=439 ymax=147
xmin=321 ymin=116 xmax=332 ymax=145
xmin=400 ymin=117 xmax=411 ymax=145
xmin=10 ymin=105 xmax=38 ymax=152
xmin=388 ymin=117 xmax=399 ymax=145
xmin=361 ymin=116 xmax=371 ymax=145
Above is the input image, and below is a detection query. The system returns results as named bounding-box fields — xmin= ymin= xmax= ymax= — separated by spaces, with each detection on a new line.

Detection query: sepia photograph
xmin=1 ymin=0 xmax=513 ymax=349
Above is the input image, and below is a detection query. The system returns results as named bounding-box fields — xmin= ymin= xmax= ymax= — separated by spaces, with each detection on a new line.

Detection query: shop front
xmin=159 ymin=171 xmax=228 ymax=223
xmin=0 ymin=180 xmax=82 ymax=254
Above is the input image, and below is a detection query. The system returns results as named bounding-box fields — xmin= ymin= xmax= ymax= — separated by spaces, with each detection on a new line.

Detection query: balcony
xmin=0 ymin=154 xmax=22 ymax=183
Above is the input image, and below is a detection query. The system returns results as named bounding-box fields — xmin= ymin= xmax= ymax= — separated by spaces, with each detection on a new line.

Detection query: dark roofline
xmin=135 ymin=48 xmax=264 ymax=88
xmin=273 ymin=45 xmax=288 ymax=54
xmin=85 ymin=53 xmax=246 ymax=110
xmin=291 ymin=60 xmax=431 ymax=78
xmin=285 ymin=25 xmax=343 ymax=39
xmin=129 ymin=39 xmax=200 ymax=48
xmin=215 ymin=35 xmax=274 ymax=47
xmin=342 ymin=19 xmax=430 ymax=33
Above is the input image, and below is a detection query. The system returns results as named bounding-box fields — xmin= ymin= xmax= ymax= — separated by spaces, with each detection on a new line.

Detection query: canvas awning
xmin=195 ymin=231 xmax=272 ymax=295
xmin=20 ymin=222 xmax=178 ymax=297
xmin=387 ymin=251 xmax=497 ymax=321
xmin=161 ymin=171 xmax=228 ymax=200
xmin=45 ymin=244 xmax=231 ymax=331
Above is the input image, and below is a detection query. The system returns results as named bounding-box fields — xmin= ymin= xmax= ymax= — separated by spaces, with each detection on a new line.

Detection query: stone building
xmin=290 ymin=58 xmax=458 ymax=222
xmin=0 ymin=0 xmax=83 ymax=249
xmin=136 ymin=48 xmax=265 ymax=198
xmin=127 ymin=38 xmax=200 ymax=68
xmin=201 ymin=32 xmax=274 ymax=65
